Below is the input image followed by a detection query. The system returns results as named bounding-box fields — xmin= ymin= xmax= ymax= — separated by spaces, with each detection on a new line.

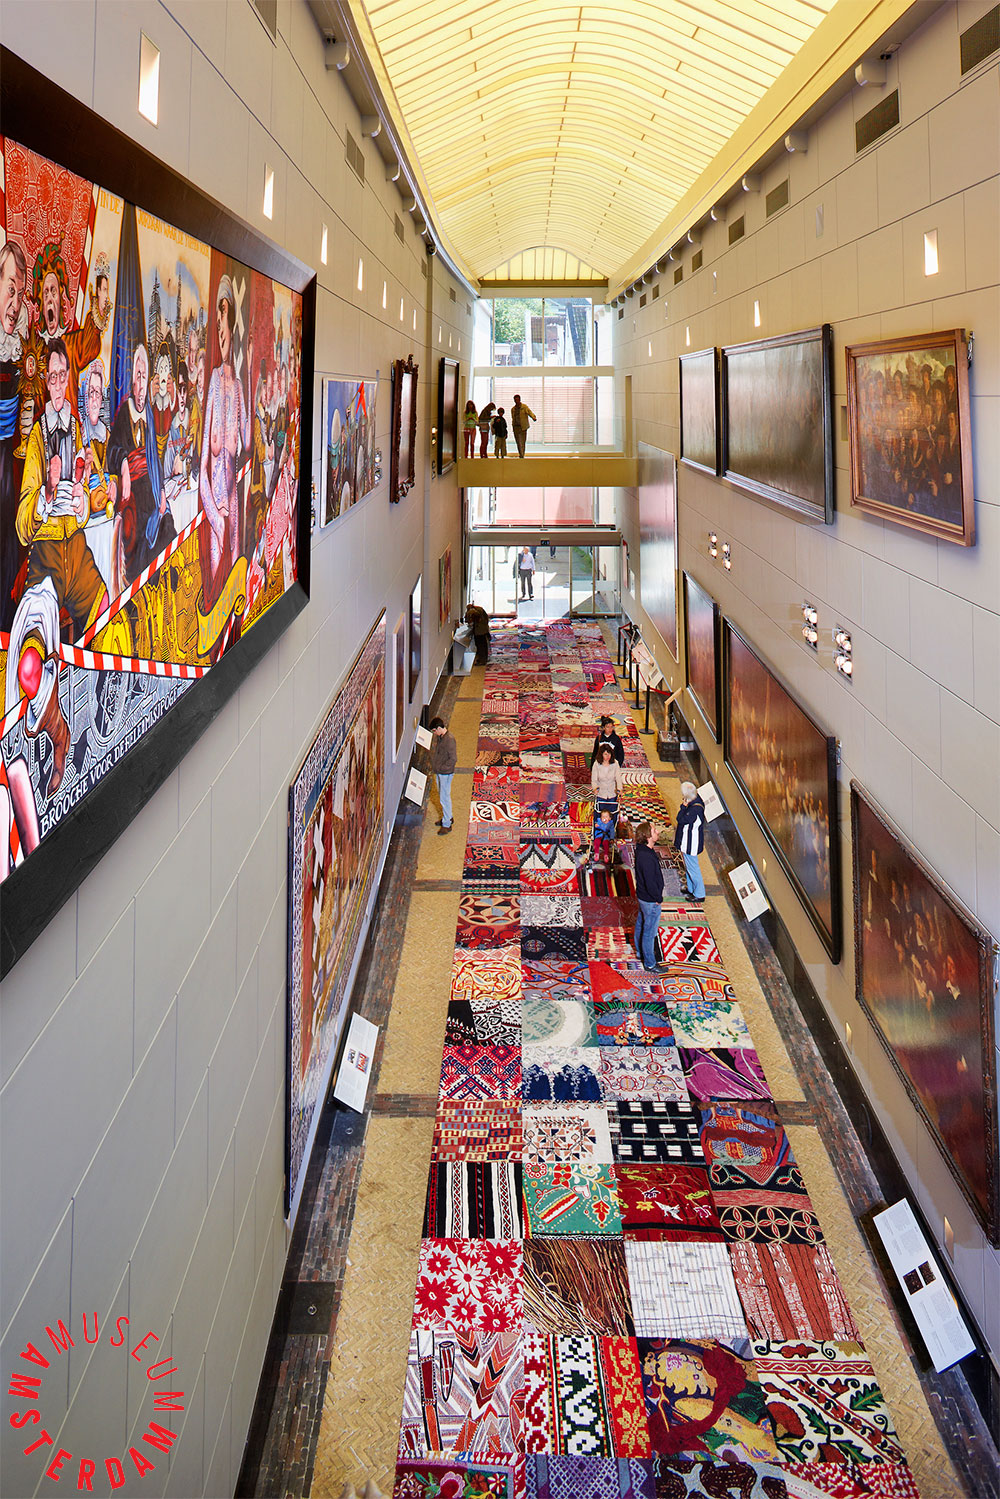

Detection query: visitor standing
xmin=590 ymin=715 xmax=625 ymax=767
xmin=478 ymin=402 xmax=496 ymax=457
xmin=517 ymin=545 xmax=535 ymax=599
xmin=430 ymin=717 xmax=457 ymax=834
xmin=674 ymin=781 xmax=706 ymax=903
xmin=590 ymin=744 xmax=623 ymax=816
xmin=464 ymin=603 xmax=491 ymax=664
xmin=462 ymin=400 xmax=478 ymax=458
xmin=634 ymin=820 xmax=665 ymax=970
xmin=492 ymin=407 xmax=508 ymax=458
xmin=510 ymin=394 xmax=536 ymax=457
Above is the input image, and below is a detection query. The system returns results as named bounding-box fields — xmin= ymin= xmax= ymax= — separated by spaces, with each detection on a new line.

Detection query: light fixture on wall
xmin=722 ymin=542 xmax=732 ymax=571
xmin=360 ymin=114 xmax=381 ymax=140
xmin=325 ymin=36 xmax=350 ymax=70
xmin=357 ymin=258 xmax=364 ymax=292
xmin=381 ymin=280 xmax=387 ymax=310
xmin=708 ymin=532 xmax=719 ymax=559
xmin=399 ymin=296 xmax=405 ymax=321
xmin=647 ymin=340 xmax=652 ymax=357
xmin=262 ymin=165 xmax=274 ymax=220
xmin=855 ymin=56 xmax=887 ymax=86
xmin=138 ymin=34 xmax=160 ymax=125
xmin=834 ymin=626 xmax=853 ymax=678
xmin=924 ymin=230 xmax=939 ymax=276
xmin=802 ymin=603 xmax=819 ymax=648
xmin=402 ymin=195 xmax=417 ymax=213
xmin=741 ymin=173 xmax=760 ymax=193
xmin=785 ymin=130 xmax=809 ymax=153
xmin=816 ymin=204 xmax=825 ymax=237
xmin=753 ymin=300 xmax=761 ymax=328
xmin=710 ymin=203 xmax=726 ymax=223
xmin=320 ymin=224 xmax=328 ymax=265
xmin=712 ymin=271 xmax=718 ymax=295
xmin=385 ymin=158 xmax=401 ymax=182
xmin=412 ymin=308 xmax=417 ymax=332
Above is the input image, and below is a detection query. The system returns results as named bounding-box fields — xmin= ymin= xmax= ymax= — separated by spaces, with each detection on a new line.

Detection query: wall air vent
xmin=345 ymin=131 xmax=365 ymax=183
xmin=449 ymin=287 xmax=456 ymax=302
xmin=961 ymin=4 xmax=999 ymax=72
xmin=652 ymin=284 xmax=660 ymax=300
xmin=765 ymin=179 xmax=789 ymax=217
xmin=673 ymin=265 xmax=683 ymax=284
xmin=729 ymin=216 xmax=745 ymax=244
xmin=855 ymin=90 xmax=900 ymax=152
xmin=691 ymin=249 xmax=703 ymax=271
xmin=251 ymin=0 xmax=277 ymax=39
xmin=618 ymin=307 xmax=624 ymax=320
xmin=639 ymin=292 xmax=647 ymax=307
xmin=394 ymin=214 xmax=404 ymax=242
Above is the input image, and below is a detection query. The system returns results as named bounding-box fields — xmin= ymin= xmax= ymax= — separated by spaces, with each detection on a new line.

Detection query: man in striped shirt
xmin=674 ymin=781 xmax=706 ymax=904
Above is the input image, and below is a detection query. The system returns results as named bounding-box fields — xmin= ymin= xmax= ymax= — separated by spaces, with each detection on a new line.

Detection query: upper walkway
xmin=455 ymin=452 xmax=637 ymax=486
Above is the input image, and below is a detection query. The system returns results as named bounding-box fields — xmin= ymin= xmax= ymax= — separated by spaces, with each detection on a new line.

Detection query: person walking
xmin=590 ymin=744 xmax=623 ymax=815
xmin=517 ymin=544 xmax=535 ymax=599
xmin=674 ymin=781 xmax=706 ymax=903
xmin=464 ymin=602 xmax=491 ymax=664
xmin=634 ymin=820 xmax=665 ymax=970
xmin=477 ymin=401 xmax=496 ymax=457
xmin=510 ymin=393 xmax=536 ymax=457
xmin=492 ymin=407 xmax=508 ymax=458
xmin=462 ymin=400 xmax=478 ymax=458
xmin=591 ymin=715 xmax=625 ymax=767
xmin=430 ymin=716 xmax=457 ymax=834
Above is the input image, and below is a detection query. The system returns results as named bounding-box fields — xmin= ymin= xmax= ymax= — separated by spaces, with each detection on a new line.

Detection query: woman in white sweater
xmin=591 ymin=745 xmax=624 ymax=808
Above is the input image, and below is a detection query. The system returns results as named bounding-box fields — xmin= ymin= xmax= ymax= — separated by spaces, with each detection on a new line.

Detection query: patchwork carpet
xmin=393 ymin=621 xmax=918 ymax=1499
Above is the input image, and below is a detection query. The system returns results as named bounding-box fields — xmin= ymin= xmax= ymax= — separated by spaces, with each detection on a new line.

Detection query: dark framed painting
xmin=679 ymin=347 xmax=720 ymax=474
xmin=637 ymin=441 xmax=678 ymax=661
xmin=408 ymin=574 xmax=422 ymax=703
xmin=724 ymin=622 xmax=841 ymax=961
xmin=392 ymin=614 xmax=406 ymax=760
xmin=321 ymin=376 xmax=378 ymax=526
xmin=851 ymin=782 xmax=997 ymax=1243
xmin=721 ymin=324 xmax=834 ymax=523
xmin=287 ymin=614 xmax=385 ymax=1217
xmin=437 ymin=356 xmax=459 ymax=475
xmin=0 ymin=47 xmax=314 ymax=978
xmin=390 ymin=355 xmax=418 ymax=503
xmin=846 ymin=329 xmax=974 ymax=545
xmin=438 ymin=545 xmax=452 ymax=630
xmin=683 ymin=572 xmax=720 ymax=740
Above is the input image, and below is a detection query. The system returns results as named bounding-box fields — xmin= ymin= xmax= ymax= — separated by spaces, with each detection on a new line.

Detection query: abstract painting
xmin=851 ymin=782 xmax=997 ymax=1242
xmin=683 ymin=572 xmax=719 ymax=740
xmin=679 ymin=347 xmax=719 ymax=474
xmin=287 ymin=614 xmax=385 ymax=1215
xmin=637 ymin=441 xmax=678 ymax=661
xmin=438 ymin=544 xmax=452 ymax=630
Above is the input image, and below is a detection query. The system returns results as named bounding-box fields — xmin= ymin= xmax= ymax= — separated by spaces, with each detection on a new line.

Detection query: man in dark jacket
xmin=674 ymin=781 xmax=706 ymax=902
xmin=464 ymin=603 xmax=491 ymax=664
xmin=590 ymin=716 xmax=625 ymax=767
xmin=633 ymin=820 xmax=664 ymax=970
xmin=430 ymin=716 xmax=457 ymax=834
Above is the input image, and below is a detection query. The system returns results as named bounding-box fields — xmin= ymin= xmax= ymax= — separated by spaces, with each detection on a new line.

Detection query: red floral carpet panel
xmin=393 ymin=622 xmax=918 ymax=1499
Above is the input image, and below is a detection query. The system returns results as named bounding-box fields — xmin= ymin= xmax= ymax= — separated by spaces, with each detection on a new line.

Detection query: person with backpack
xmin=492 ymin=406 xmax=508 ymax=458
xmin=674 ymin=780 xmax=706 ymax=903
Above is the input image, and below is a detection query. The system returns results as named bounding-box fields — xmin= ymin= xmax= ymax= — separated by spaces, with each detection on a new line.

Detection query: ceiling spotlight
xmin=708 ymin=532 xmax=719 ymax=559
xmin=643 ymin=269 xmax=656 ymax=284
xmin=722 ymin=542 xmax=732 ymax=571
xmin=686 ymin=228 xmax=701 ymax=246
xmin=710 ymin=204 xmax=727 ymax=223
xmin=741 ymin=173 xmax=760 ymax=193
xmin=656 ymin=256 xmax=670 ymax=273
xmin=834 ymin=626 xmax=854 ymax=678
xmin=802 ymin=603 xmax=819 ymax=648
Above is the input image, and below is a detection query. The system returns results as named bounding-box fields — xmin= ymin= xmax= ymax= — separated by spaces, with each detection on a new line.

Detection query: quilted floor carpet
xmin=393 ymin=621 xmax=919 ymax=1499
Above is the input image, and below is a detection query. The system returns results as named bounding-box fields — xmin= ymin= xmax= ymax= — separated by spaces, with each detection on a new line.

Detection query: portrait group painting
xmin=846 ymin=329 xmax=974 ymax=545
xmin=321 ymin=376 xmax=378 ymax=525
xmin=637 ymin=440 xmax=678 ymax=661
xmin=1 ymin=95 xmax=310 ymax=974
xmin=722 ymin=325 xmax=833 ymax=523
xmin=725 ymin=623 xmax=841 ymax=960
xmin=683 ymin=571 xmax=719 ymax=739
xmin=288 ymin=614 xmax=385 ymax=1215
xmin=851 ymin=784 xmax=997 ymax=1242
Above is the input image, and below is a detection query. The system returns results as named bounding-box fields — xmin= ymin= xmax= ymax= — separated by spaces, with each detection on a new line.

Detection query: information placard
xmin=698 ymin=781 xmax=725 ymax=822
xmin=333 ymin=1012 xmax=379 ymax=1113
xmin=404 ymin=767 xmax=427 ymax=804
xmin=872 ymin=1200 xmax=975 ymax=1372
xmin=729 ymin=861 xmax=770 ymax=920
xmin=415 ymin=725 xmax=433 ymax=750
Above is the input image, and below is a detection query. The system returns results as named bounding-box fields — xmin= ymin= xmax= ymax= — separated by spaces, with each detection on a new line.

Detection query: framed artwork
xmin=438 ymin=545 xmax=452 ymax=630
xmin=637 ymin=441 xmax=678 ymax=661
xmin=724 ymin=622 xmax=841 ymax=961
xmin=721 ymin=325 xmax=834 ymax=523
xmin=437 ymin=357 xmax=459 ymax=475
xmin=621 ymin=538 xmax=632 ymax=596
xmin=408 ymin=574 xmax=422 ymax=703
xmin=392 ymin=614 xmax=406 ymax=760
xmin=390 ymin=355 xmax=418 ymax=503
xmin=0 ymin=48 xmax=314 ymax=979
xmin=320 ymin=376 xmax=378 ymax=526
xmin=851 ymin=783 xmax=997 ymax=1242
xmin=683 ymin=572 xmax=720 ymax=740
xmin=679 ymin=347 xmax=720 ymax=474
xmin=287 ymin=614 xmax=385 ymax=1217
xmin=846 ymin=329 xmax=974 ymax=545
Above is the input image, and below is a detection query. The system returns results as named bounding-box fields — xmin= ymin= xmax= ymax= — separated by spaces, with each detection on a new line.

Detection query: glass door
xmin=468 ymin=544 xmax=518 ymax=617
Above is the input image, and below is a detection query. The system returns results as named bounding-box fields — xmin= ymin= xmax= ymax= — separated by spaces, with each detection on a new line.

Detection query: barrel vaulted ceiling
xmin=349 ymin=0 xmax=841 ymax=282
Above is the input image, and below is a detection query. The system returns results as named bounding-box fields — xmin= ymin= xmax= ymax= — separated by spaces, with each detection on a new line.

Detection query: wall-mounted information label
xmin=698 ymin=781 xmax=725 ymax=822
xmin=415 ymin=725 xmax=433 ymax=750
xmin=404 ymin=767 xmax=427 ymax=804
xmin=333 ymin=1012 xmax=379 ymax=1113
xmin=729 ymin=861 xmax=770 ymax=920
xmin=872 ymin=1199 xmax=975 ymax=1372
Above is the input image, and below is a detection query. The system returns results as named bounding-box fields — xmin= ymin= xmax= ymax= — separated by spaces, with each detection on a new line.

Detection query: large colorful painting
xmin=0 ymin=54 xmax=313 ymax=977
xmin=287 ymin=614 xmax=385 ymax=1216
xmin=321 ymin=376 xmax=378 ymax=525
xmin=851 ymin=784 xmax=997 ymax=1242
xmin=438 ymin=545 xmax=452 ymax=630
xmin=846 ymin=329 xmax=974 ymax=545
xmin=724 ymin=622 xmax=841 ymax=961
xmin=637 ymin=441 xmax=678 ymax=661
xmin=437 ymin=357 xmax=458 ymax=475
xmin=679 ymin=347 xmax=719 ymax=474
xmin=683 ymin=572 xmax=719 ymax=740
xmin=721 ymin=325 xmax=834 ymax=523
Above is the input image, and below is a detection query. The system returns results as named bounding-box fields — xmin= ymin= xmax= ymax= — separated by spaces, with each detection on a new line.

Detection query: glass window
xmin=542 ymin=298 xmax=593 ymax=366
xmin=543 ymin=377 xmax=594 ymax=445
xmin=492 ymin=297 xmax=543 ymax=366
